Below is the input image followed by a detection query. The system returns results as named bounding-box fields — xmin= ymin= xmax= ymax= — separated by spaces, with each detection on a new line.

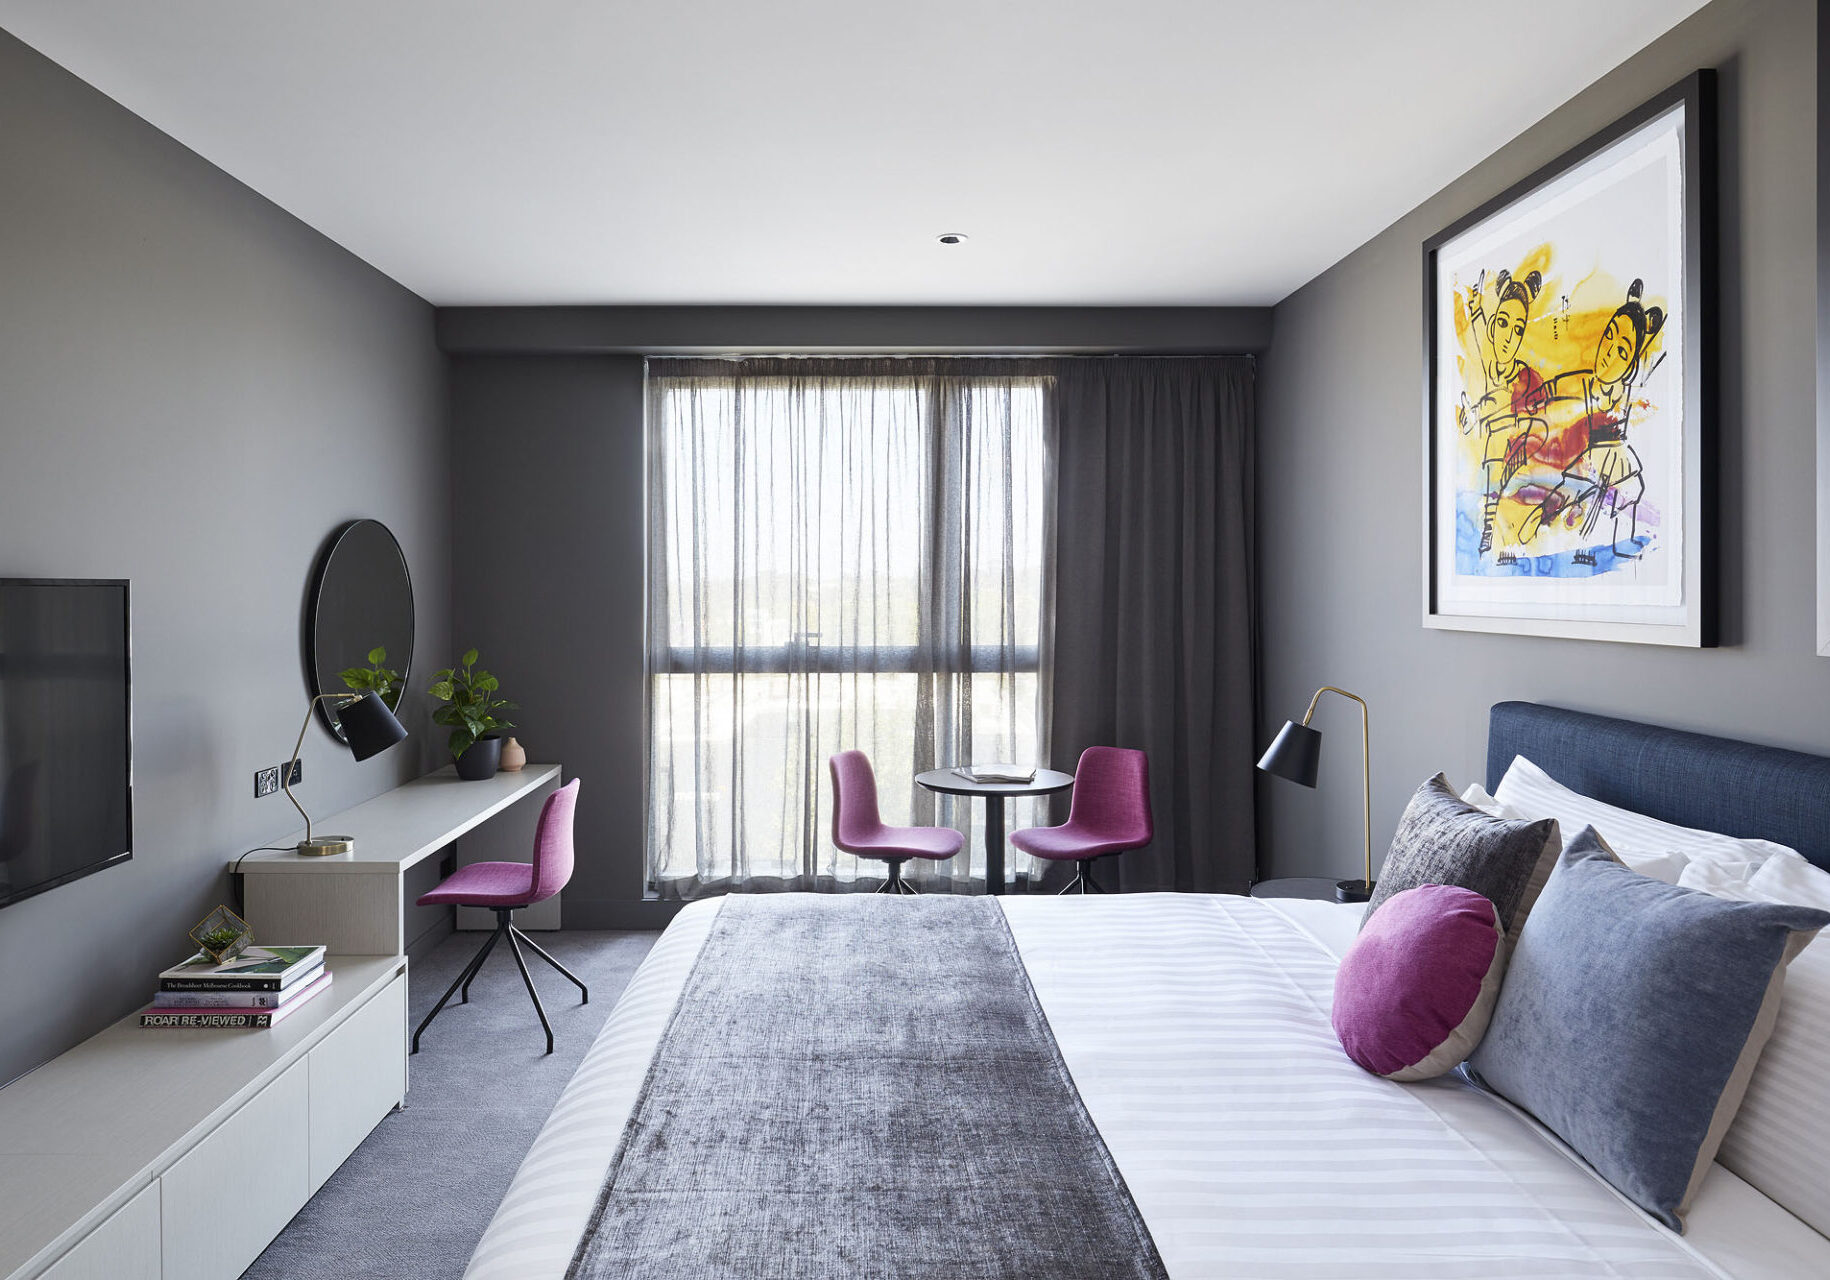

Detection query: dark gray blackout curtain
xmin=1040 ymin=357 xmax=1257 ymax=893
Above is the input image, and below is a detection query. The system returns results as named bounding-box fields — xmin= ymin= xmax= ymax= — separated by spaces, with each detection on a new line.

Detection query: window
xmin=645 ymin=362 xmax=1048 ymax=896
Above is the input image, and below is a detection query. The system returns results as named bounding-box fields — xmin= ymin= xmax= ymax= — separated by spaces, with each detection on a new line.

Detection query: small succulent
xmin=199 ymin=926 xmax=241 ymax=953
xmin=189 ymin=905 xmax=252 ymax=964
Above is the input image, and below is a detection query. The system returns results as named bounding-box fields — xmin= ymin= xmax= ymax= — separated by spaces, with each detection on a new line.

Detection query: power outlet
xmin=254 ymin=761 xmax=303 ymax=798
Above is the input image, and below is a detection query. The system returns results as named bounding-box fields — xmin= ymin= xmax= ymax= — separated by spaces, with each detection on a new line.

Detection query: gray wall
xmin=440 ymin=308 xmax=1268 ymax=926
xmin=1256 ymin=0 xmax=1823 ymax=880
xmin=0 ymin=30 xmax=449 ymax=1083
xmin=447 ymin=356 xmax=652 ymax=926
xmin=438 ymin=305 xmax=1273 ymax=357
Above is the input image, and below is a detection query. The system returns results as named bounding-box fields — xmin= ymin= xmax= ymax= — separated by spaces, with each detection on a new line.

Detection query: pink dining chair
xmin=830 ymin=750 xmax=964 ymax=893
xmin=1009 ymin=747 xmax=1152 ymax=893
xmin=412 ymin=778 xmax=585 ymax=1055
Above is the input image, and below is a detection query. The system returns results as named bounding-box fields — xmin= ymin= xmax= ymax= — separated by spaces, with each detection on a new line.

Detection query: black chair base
xmin=873 ymin=858 xmax=919 ymax=895
xmin=1059 ymin=857 xmax=1108 ymax=894
xmin=412 ymin=906 xmax=589 ymax=1056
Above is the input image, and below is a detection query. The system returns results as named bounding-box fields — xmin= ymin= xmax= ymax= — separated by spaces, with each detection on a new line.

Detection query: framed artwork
xmin=1424 ymin=71 xmax=1716 ymax=646
xmin=1818 ymin=8 xmax=1830 ymax=656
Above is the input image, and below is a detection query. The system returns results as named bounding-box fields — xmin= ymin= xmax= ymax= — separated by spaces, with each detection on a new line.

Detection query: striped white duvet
xmin=467 ymin=893 xmax=1825 ymax=1280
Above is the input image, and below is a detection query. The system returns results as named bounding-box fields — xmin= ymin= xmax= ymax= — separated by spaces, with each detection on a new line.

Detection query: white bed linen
xmin=1252 ymin=899 xmax=1830 ymax=1280
xmin=467 ymin=894 xmax=1829 ymax=1280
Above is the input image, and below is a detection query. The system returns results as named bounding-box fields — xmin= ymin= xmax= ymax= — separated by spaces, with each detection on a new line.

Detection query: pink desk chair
xmin=830 ymin=750 xmax=964 ymax=893
xmin=412 ymin=778 xmax=585 ymax=1055
xmin=1009 ymin=747 xmax=1152 ymax=893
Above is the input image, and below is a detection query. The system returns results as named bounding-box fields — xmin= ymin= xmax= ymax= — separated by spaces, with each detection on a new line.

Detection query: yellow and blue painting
xmin=1431 ymin=99 xmax=1691 ymax=629
xmin=1451 ymin=260 xmax=1667 ymax=577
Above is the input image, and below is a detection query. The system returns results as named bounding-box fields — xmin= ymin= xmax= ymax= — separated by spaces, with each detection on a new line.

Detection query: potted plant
xmin=428 ymin=649 xmax=517 ymax=781
xmin=338 ymin=645 xmax=403 ymax=711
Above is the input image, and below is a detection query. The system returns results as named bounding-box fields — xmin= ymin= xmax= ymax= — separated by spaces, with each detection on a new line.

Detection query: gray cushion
xmin=1364 ymin=774 xmax=1559 ymax=944
xmin=1466 ymin=828 xmax=1830 ymax=1232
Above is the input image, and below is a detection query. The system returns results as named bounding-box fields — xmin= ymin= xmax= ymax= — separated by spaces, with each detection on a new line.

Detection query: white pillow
xmin=1457 ymin=782 xmax=1521 ymax=818
xmin=1747 ymin=850 xmax=1830 ymax=911
xmin=1714 ymin=852 xmax=1830 ymax=1237
xmin=1493 ymin=754 xmax=1797 ymax=886
xmin=1674 ymin=857 xmax=1764 ymax=900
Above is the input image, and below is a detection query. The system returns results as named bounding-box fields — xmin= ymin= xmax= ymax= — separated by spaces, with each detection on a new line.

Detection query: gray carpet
xmin=244 ymin=928 xmax=659 ymax=1280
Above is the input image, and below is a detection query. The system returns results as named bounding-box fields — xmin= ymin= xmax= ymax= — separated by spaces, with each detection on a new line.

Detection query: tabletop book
xmin=153 ymin=971 xmax=329 ymax=1009
xmin=141 ymin=970 xmax=332 ymax=1028
xmin=159 ymin=945 xmax=326 ymax=993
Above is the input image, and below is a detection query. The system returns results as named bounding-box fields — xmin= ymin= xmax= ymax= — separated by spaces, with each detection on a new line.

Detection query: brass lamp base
xmin=297 ymin=834 xmax=355 ymax=857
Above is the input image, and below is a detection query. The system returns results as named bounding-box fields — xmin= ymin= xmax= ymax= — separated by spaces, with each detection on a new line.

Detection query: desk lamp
xmin=286 ymin=691 xmax=407 ymax=855
xmin=1257 ymin=685 xmax=1374 ymax=903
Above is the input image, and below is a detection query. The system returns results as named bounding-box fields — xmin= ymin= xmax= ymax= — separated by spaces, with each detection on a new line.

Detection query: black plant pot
xmin=455 ymin=735 xmax=503 ymax=781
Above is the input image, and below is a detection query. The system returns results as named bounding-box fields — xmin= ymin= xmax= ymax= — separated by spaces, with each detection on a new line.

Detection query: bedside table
xmin=1249 ymin=876 xmax=1349 ymax=902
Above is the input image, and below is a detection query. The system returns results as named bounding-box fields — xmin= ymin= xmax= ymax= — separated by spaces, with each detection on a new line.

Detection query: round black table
xmin=914 ymin=767 xmax=1075 ymax=895
xmin=1248 ymin=876 xmax=1344 ymax=902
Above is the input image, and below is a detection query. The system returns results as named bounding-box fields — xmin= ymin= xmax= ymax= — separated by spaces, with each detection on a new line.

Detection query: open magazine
xmin=952 ymin=764 xmax=1037 ymax=784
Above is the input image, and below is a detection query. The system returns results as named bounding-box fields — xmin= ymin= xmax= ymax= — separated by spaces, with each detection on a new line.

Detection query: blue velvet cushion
xmin=1467 ymin=828 xmax=1830 ymax=1231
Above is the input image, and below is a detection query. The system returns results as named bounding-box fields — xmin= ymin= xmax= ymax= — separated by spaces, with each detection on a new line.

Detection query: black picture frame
xmin=1422 ymin=69 xmax=1717 ymax=647
xmin=1817 ymin=5 xmax=1830 ymax=656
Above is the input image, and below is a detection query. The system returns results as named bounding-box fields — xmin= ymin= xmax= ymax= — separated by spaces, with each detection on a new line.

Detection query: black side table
xmin=1248 ymin=877 xmax=1348 ymax=902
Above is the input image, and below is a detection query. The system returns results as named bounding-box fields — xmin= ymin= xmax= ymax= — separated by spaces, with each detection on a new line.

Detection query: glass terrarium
xmin=190 ymin=905 xmax=253 ymax=964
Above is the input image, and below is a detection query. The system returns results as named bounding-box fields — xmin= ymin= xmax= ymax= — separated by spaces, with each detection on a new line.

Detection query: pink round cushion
xmin=1332 ymin=883 xmax=1507 ymax=1082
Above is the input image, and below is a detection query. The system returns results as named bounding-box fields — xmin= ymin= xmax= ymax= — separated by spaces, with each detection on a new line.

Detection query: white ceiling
xmin=0 ymin=1 xmax=1709 ymax=307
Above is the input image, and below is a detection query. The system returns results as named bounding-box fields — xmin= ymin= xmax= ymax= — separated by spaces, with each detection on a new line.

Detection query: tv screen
xmin=0 ymin=579 xmax=132 ymax=908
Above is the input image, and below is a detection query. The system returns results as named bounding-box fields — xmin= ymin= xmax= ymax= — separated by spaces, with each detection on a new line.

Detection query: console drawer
xmin=160 ymin=1059 xmax=309 ymax=1280
xmin=40 ymin=1182 xmax=159 ymax=1280
xmin=308 ymin=972 xmax=407 ymax=1191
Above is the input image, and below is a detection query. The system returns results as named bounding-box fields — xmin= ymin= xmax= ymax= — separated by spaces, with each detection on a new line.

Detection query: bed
xmin=466 ymin=703 xmax=1830 ymax=1279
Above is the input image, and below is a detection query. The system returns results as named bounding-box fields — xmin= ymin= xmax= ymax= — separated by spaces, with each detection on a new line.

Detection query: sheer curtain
xmin=645 ymin=358 xmax=1049 ymax=898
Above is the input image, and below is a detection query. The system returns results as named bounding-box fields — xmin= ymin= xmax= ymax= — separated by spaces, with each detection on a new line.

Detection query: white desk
xmin=236 ymin=764 xmax=562 ymax=954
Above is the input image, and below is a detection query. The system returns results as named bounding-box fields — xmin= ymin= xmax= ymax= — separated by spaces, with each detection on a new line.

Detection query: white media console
xmin=0 ymin=764 xmax=562 ymax=1280
xmin=0 ymin=956 xmax=406 ymax=1280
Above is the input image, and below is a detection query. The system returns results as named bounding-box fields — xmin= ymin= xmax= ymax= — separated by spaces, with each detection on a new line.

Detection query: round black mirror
xmin=307 ymin=520 xmax=414 ymax=740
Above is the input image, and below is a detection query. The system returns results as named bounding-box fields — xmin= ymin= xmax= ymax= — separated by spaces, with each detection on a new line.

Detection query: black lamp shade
xmin=339 ymin=692 xmax=408 ymax=762
xmin=1257 ymin=720 xmax=1322 ymax=788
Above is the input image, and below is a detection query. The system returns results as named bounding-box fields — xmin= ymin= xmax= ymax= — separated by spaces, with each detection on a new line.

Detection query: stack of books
xmin=141 ymin=944 xmax=330 ymax=1029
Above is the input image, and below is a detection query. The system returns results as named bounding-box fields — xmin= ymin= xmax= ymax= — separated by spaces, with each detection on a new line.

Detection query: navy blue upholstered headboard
xmin=1487 ymin=702 xmax=1830 ymax=873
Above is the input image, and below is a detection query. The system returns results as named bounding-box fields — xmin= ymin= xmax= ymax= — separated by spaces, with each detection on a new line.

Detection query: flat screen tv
xmin=0 ymin=579 xmax=132 ymax=908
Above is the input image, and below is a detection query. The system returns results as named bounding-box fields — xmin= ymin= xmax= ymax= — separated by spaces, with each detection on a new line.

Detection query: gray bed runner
xmin=568 ymin=893 xmax=1169 ymax=1280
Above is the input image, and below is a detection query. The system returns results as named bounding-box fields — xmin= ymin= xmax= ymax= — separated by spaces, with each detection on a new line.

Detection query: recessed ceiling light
xmin=936 ymin=233 xmax=968 ymax=245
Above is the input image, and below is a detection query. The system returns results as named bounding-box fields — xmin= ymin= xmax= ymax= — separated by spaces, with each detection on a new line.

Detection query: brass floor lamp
xmin=1257 ymin=685 xmax=1374 ymax=903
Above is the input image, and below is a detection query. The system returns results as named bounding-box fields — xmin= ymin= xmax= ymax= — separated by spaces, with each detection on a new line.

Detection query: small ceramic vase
xmin=499 ymin=736 xmax=527 ymax=772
